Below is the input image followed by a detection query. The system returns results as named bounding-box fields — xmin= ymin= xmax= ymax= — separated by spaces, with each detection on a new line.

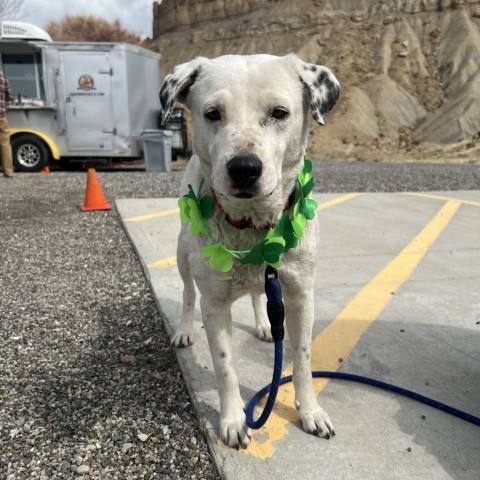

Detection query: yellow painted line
xmin=148 ymin=256 xmax=177 ymax=269
xmin=125 ymin=208 xmax=179 ymax=223
xmin=145 ymin=193 xmax=362 ymax=269
xmin=244 ymin=199 xmax=462 ymax=459
xmin=317 ymin=192 xmax=361 ymax=211
xmin=404 ymin=192 xmax=480 ymax=207
xmin=126 ymin=193 xmax=361 ymax=223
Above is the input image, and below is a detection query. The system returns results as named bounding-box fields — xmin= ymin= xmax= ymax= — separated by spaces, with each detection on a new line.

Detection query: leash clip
xmin=264 ymin=266 xmax=285 ymax=341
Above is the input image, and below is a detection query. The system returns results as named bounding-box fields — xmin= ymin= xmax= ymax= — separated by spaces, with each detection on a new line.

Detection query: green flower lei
xmin=178 ymin=157 xmax=318 ymax=273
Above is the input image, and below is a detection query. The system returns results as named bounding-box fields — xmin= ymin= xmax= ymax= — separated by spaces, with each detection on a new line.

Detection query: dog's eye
xmin=271 ymin=108 xmax=289 ymax=121
xmin=204 ymin=108 xmax=221 ymax=122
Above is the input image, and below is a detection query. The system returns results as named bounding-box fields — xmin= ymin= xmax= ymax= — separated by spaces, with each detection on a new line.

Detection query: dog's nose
xmin=227 ymin=155 xmax=262 ymax=193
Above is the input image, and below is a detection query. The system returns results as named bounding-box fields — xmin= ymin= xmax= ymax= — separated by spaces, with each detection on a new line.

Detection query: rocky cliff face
xmin=153 ymin=0 xmax=276 ymax=36
xmin=150 ymin=0 xmax=480 ymax=162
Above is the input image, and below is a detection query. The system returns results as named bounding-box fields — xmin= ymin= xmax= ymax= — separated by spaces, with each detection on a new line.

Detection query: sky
xmin=15 ymin=0 xmax=156 ymax=39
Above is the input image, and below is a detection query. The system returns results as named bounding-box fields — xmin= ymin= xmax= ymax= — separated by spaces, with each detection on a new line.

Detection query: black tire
xmin=11 ymin=134 xmax=50 ymax=172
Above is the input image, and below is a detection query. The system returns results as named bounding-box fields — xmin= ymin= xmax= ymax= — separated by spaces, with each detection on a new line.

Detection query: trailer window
xmin=2 ymin=53 xmax=45 ymax=103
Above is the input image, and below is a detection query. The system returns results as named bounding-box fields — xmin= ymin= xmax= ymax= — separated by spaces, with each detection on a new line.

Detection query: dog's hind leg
xmin=172 ymin=232 xmax=196 ymax=347
xmin=251 ymin=294 xmax=273 ymax=342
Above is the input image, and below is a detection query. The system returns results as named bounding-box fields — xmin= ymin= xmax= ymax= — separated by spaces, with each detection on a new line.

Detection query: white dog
xmin=159 ymin=54 xmax=340 ymax=449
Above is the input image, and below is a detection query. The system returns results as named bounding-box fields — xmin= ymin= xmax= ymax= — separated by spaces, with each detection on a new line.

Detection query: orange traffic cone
xmin=80 ymin=168 xmax=112 ymax=212
xmin=40 ymin=165 xmax=50 ymax=174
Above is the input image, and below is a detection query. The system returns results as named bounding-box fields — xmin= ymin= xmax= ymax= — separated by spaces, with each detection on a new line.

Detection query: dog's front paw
xmin=171 ymin=330 xmax=192 ymax=348
xmin=220 ymin=415 xmax=252 ymax=449
xmin=299 ymin=406 xmax=335 ymax=440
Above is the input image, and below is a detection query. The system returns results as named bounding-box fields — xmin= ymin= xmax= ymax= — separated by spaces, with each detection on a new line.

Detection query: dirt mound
xmin=149 ymin=0 xmax=480 ymax=162
xmin=366 ymin=74 xmax=427 ymax=127
xmin=414 ymin=73 xmax=480 ymax=143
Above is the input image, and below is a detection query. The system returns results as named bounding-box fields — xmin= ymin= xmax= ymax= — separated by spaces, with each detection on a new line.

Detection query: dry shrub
xmin=45 ymin=15 xmax=143 ymax=45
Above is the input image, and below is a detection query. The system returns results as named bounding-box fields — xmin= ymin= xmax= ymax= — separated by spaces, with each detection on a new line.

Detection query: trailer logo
xmin=78 ymin=74 xmax=95 ymax=90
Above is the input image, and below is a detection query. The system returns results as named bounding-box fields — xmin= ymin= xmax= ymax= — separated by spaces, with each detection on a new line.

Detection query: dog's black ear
xmin=296 ymin=59 xmax=340 ymax=126
xmin=159 ymin=58 xmax=205 ymax=125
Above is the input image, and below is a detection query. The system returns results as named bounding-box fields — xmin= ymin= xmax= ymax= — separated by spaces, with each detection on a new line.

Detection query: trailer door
xmin=61 ymin=52 xmax=115 ymax=151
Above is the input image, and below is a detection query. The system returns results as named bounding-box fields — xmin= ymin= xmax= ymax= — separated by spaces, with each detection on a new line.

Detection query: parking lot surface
xmin=118 ymin=190 xmax=480 ymax=480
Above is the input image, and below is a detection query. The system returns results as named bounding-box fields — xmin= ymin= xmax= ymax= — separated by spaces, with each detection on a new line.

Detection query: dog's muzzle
xmin=227 ymin=155 xmax=262 ymax=198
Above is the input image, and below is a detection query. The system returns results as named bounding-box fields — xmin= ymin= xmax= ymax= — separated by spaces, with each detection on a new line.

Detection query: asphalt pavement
xmin=118 ymin=189 xmax=480 ymax=480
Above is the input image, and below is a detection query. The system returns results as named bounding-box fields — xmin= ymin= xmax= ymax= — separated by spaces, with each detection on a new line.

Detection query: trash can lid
xmin=141 ymin=129 xmax=173 ymax=137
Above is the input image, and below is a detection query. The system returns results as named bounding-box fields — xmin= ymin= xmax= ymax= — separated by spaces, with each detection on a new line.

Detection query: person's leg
xmin=0 ymin=116 xmax=13 ymax=176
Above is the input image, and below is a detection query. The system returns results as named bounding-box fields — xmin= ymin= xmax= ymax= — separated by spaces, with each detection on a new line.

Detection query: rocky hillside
xmin=149 ymin=0 xmax=480 ymax=162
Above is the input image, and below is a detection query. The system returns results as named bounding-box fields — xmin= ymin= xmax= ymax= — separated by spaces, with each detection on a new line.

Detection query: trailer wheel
xmin=12 ymin=135 xmax=50 ymax=172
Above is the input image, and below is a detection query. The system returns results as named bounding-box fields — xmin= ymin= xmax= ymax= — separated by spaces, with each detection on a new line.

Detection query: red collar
xmin=210 ymin=188 xmax=295 ymax=230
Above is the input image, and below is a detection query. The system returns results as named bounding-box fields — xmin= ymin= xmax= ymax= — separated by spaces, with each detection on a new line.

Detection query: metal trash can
xmin=141 ymin=129 xmax=173 ymax=172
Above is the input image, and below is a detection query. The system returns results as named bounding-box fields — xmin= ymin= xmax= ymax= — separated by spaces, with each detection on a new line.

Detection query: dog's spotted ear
xmin=159 ymin=58 xmax=205 ymax=125
xmin=296 ymin=59 xmax=340 ymax=126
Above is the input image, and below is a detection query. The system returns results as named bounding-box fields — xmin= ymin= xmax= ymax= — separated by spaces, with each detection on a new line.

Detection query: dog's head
xmin=160 ymin=54 xmax=339 ymax=207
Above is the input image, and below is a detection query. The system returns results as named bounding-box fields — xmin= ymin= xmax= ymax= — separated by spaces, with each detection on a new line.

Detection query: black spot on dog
xmin=189 ymin=70 xmax=199 ymax=85
xmin=177 ymin=69 xmax=200 ymax=104
xmin=324 ymin=82 xmax=340 ymax=114
xmin=313 ymin=71 xmax=327 ymax=88
xmin=159 ymin=67 xmax=201 ymax=123
xmin=159 ymin=83 xmax=171 ymax=109
xmin=303 ymin=64 xmax=318 ymax=72
xmin=299 ymin=71 xmax=339 ymax=122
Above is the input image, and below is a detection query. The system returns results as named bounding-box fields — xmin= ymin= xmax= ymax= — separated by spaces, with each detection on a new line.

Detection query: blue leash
xmin=245 ymin=266 xmax=480 ymax=429
xmin=246 ymin=267 xmax=285 ymax=429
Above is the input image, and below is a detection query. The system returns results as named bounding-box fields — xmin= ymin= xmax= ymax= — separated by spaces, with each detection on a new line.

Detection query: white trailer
xmin=1 ymin=22 xmax=163 ymax=171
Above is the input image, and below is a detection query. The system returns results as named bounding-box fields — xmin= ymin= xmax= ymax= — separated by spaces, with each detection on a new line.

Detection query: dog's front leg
xmin=284 ymin=287 xmax=335 ymax=439
xmin=200 ymin=296 xmax=251 ymax=449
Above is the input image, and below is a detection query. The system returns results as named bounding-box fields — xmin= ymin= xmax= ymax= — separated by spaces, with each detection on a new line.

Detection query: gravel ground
xmin=0 ymin=171 xmax=217 ymax=480
xmin=311 ymin=160 xmax=480 ymax=192
xmin=1 ymin=160 xmax=479 ymax=479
